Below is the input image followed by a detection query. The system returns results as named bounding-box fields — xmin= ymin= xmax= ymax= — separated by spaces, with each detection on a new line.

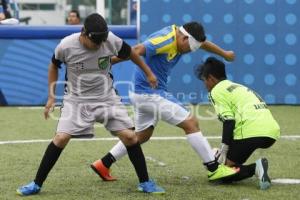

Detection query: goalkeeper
xmin=195 ymin=57 xmax=280 ymax=190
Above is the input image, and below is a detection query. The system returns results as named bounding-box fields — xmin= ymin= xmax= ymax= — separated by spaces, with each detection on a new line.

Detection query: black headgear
xmin=83 ymin=13 xmax=108 ymax=45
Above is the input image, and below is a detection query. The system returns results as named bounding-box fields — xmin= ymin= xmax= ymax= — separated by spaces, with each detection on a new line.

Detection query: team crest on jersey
xmin=98 ymin=57 xmax=109 ymax=70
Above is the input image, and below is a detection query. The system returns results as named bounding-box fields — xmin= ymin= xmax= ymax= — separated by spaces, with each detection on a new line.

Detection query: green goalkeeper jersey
xmin=209 ymin=80 xmax=280 ymax=140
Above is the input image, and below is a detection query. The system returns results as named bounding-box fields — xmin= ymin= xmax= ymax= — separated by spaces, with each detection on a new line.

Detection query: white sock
xmin=186 ymin=132 xmax=215 ymax=163
xmin=109 ymin=140 xmax=128 ymax=161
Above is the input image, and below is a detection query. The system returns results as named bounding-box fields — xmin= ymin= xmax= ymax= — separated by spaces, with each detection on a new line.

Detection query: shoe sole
xmin=16 ymin=189 xmax=40 ymax=196
xmin=258 ymin=158 xmax=271 ymax=190
xmin=208 ymin=172 xmax=237 ymax=181
xmin=90 ymin=164 xmax=116 ymax=181
xmin=137 ymin=187 xmax=165 ymax=194
xmin=16 ymin=189 xmax=23 ymax=196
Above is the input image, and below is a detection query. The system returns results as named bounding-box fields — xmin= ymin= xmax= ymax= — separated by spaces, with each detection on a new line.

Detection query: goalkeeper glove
xmin=215 ymin=143 xmax=229 ymax=164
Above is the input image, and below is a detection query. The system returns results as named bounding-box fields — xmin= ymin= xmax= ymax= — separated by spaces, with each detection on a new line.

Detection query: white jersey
xmin=54 ymin=32 xmax=124 ymax=101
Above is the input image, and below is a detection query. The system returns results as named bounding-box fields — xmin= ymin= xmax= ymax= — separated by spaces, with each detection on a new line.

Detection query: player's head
xmin=177 ymin=22 xmax=206 ymax=53
xmin=195 ymin=57 xmax=227 ymax=91
xmin=67 ymin=10 xmax=80 ymax=25
xmin=81 ymin=13 xmax=108 ymax=49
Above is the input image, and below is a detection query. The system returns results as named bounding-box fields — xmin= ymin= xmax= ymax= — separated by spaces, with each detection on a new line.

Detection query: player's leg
xmin=17 ymin=133 xmax=71 ymax=196
xmin=91 ymin=92 xmax=158 ymax=181
xmin=254 ymin=138 xmax=276 ymax=189
xmin=116 ymin=129 xmax=148 ymax=182
xmin=221 ymin=146 xmax=256 ymax=183
xmin=107 ymin=122 xmax=155 ymax=166
xmin=17 ymin=101 xmax=93 ymax=196
xmin=157 ymin=93 xmax=238 ymax=180
xmin=101 ymin=126 xmax=154 ymax=167
xmin=176 ymin=115 xmax=238 ymax=180
xmin=91 ymin=126 xmax=154 ymax=181
xmin=115 ymin=128 xmax=164 ymax=194
xmin=177 ymin=115 xmax=217 ymax=168
xmin=222 ymin=137 xmax=275 ymax=189
xmin=92 ymin=99 xmax=164 ymax=193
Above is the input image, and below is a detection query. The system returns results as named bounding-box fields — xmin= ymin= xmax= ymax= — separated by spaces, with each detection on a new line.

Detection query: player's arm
xmin=115 ymin=41 xmax=157 ymax=88
xmin=200 ymin=40 xmax=235 ymax=61
xmin=214 ymin=119 xmax=235 ymax=164
xmin=0 ymin=13 xmax=5 ymax=20
xmin=111 ymin=43 xmax=146 ymax=64
xmin=111 ymin=55 xmax=123 ymax=65
xmin=44 ymin=55 xmax=60 ymax=119
xmin=210 ymin=92 xmax=234 ymax=163
xmin=129 ymin=44 xmax=157 ymax=88
xmin=222 ymin=120 xmax=235 ymax=145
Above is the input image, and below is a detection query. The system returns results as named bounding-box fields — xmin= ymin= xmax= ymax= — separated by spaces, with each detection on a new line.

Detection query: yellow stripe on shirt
xmin=149 ymin=25 xmax=178 ymax=61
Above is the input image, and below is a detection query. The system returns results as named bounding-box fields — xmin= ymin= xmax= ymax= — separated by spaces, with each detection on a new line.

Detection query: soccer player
xmin=16 ymin=13 xmax=164 ymax=196
xmin=195 ymin=57 xmax=280 ymax=189
xmin=91 ymin=22 xmax=239 ymax=182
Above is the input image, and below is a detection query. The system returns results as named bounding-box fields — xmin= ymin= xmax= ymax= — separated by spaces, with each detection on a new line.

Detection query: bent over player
xmin=17 ymin=13 xmax=164 ymax=196
xmin=196 ymin=57 xmax=280 ymax=189
xmin=92 ymin=22 xmax=239 ymax=182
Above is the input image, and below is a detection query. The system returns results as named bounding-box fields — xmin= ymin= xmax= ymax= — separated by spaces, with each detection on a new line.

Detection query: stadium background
xmin=0 ymin=0 xmax=299 ymax=105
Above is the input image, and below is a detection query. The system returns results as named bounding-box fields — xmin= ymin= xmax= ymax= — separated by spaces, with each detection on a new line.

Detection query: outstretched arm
xmin=200 ymin=41 xmax=235 ymax=61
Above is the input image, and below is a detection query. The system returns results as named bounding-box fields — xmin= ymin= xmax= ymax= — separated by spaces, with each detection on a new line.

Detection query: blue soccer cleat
xmin=255 ymin=158 xmax=271 ymax=190
xmin=17 ymin=181 xmax=41 ymax=196
xmin=138 ymin=179 xmax=165 ymax=194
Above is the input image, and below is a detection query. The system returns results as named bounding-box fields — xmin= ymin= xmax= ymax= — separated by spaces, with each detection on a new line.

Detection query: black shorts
xmin=226 ymin=137 xmax=276 ymax=164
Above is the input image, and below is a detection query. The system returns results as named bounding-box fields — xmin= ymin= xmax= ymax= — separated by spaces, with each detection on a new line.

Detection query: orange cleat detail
xmin=90 ymin=160 xmax=117 ymax=181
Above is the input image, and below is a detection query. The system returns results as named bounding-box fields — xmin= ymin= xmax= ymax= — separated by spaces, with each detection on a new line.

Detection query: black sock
xmin=233 ymin=163 xmax=256 ymax=181
xmin=34 ymin=141 xmax=63 ymax=187
xmin=222 ymin=163 xmax=256 ymax=183
xmin=101 ymin=152 xmax=116 ymax=168
xmin=204 ymin=160 xmax=219 ymax=172
xmin=126 ymin=143 xmax=149 ymax=183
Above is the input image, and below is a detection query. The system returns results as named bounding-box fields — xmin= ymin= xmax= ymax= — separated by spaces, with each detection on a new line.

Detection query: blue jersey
xmin=134 ymin=25 xmax=182 ymax=95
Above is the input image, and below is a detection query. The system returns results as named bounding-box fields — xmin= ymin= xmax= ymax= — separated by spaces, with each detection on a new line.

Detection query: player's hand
xmin=0 ymin=13 xmax=5 ymax=21
xmin=44 ymin=98 xmax=55 ymax=120
xmin=224 ymin=51 xmax=235 ymax=62
xmin=147 ymin=73 xmax=158 ymax=89
xmin=216 ymin=143 xmax=229 ymax=164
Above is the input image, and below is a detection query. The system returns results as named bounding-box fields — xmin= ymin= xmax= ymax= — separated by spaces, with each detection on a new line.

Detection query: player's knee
xmin=181 ymin=116 xmax=200 ymax=133
xmin=53 ymin=133 xmax=71 ymax=148
xmin=118 ymin=130 xmax=138 ymax=146
xmin=123 ymin=135 xmax=138 ymax=146
xmin=190 ymin=116 xmax=199 ymax=128
xmin=137 ymin=133 xmax=151 ymax=144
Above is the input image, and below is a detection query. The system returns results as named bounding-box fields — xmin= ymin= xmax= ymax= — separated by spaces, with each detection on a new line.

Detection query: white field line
xmin=1 ymin=135 xmax=300 ymax=185
xmin=0 ymin=135 xmax=300 ymax=145
xmin=272 ymin=179 xmax=300 ymax=184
